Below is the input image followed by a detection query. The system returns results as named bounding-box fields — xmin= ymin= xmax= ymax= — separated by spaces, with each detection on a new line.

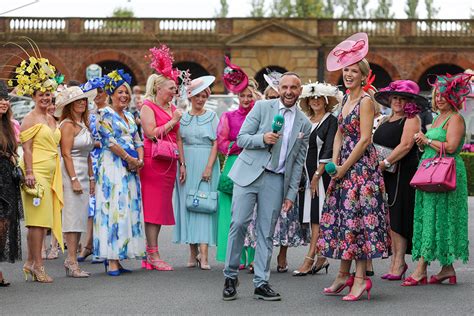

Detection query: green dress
xmin=412 ymin=115 xmax=469 ymax=266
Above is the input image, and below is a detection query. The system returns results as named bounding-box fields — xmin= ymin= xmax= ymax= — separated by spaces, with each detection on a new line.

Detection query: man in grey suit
xmin=223 ymin=73 xmax=311 ymax=301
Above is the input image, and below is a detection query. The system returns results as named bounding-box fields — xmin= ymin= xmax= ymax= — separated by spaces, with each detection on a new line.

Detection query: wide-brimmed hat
xmin=54 ymin=86 xmax=96 ymax=117
xmin=263 ymin=69 xmax=282 ymax=92
xmin=0 ymin=80 xmax=9 ymax=99
xmin=187 ymin=75 xmax=215 ymax=98
xmin=223 ymin=56 xmax=249 ymax=94
xmin=327 ymin=32 xmax=369 ymax=72
xmin=299 ymin=82 xmax=343 ymax=112
xmin=374 ymin=80 xmax=429 ymax=109
xmin=429 ymin=73 xmax=473 ymax=111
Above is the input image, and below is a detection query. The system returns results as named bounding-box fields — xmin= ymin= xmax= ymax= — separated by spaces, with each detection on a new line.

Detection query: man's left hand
xmin=282 ymin=199 xmax=293 ymax=212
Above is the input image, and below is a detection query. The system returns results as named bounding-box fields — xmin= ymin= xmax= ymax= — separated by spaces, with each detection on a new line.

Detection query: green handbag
xmin=186 ymin=180 xmax=218 ymax=214
xmin=217 ymin=142 xmax=237 ymax=194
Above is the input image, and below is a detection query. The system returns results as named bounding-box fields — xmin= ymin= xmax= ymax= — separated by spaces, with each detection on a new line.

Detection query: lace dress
xmin=412 ymin=115 xmax=469 ymax=265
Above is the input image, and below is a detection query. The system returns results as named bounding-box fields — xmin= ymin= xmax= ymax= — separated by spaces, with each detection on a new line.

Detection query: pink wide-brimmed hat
xmin=374 ymin=80 xmax=429 ymax=109
xmin=327 ymin=32 xmax=369 ymax=72
xmin=223 ymin=56 xmax=249 ymax=94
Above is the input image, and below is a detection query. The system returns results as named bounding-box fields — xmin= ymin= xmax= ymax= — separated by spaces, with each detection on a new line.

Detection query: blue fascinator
xmin=80 ymin=76 xmax=106 ymax=92
xmin=104 ymin=69 xmax=132 ymax=95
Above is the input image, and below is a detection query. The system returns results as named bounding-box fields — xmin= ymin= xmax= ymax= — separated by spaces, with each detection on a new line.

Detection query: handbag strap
xmin=221 ymin=141 xmax=235 ymax=170
xmin=194 ymin=180 xmax=211 ymax=197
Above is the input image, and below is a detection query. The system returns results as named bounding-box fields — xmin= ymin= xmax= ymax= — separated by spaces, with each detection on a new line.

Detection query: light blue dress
xmin=93 ymin=107 xmax=146 ymax=260
xmin=173 ymin=111 xmax=220 ymax=245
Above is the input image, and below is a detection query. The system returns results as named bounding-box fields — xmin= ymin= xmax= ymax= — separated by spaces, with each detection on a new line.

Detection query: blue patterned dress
xmin=88 ymin=109 xmax=104 ymax=217
xmin=317 ymin=96 xmax=391 ymax=260
xmin=93 ymin=107 xmax=146 ymax=260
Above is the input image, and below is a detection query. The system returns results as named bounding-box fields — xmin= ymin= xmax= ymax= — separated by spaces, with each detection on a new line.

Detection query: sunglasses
xmin=267 ymin=96 xmax=279 ymax=100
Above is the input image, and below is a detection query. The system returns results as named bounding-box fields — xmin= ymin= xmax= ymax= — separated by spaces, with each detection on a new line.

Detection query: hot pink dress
xmin=140 ymin=100 xmax=179 ymax=225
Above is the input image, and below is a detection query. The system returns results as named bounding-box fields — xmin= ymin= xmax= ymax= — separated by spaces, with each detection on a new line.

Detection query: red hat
xmin=327 ymin=33 xmax=369 ymax=72
xmin=223 ymin=56 xmax=249 ymax=94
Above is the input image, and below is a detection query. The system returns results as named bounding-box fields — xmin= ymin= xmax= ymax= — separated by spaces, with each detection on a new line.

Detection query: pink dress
xmin=140 ymin=100 xmax=179 ymax=225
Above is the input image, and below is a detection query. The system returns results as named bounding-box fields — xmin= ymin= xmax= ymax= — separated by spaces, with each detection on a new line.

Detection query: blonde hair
xmin=144 ymin=74 xmax=171 ymax=102
xmin=107 ymin=82 xmax=132 ymax=105
xmin=357 ymin=58 xmax=371 ymax=86
xmin=242 ymin=78 xmax=263 ymax=100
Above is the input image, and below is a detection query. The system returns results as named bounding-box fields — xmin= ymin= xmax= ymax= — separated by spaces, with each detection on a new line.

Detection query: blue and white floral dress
xmin=93 ymin=107 xmax=146 ymax=260
xmin=88 ymin=108 xmax=104 ymax=217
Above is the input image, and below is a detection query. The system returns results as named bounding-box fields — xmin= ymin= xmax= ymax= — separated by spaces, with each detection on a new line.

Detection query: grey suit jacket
xmin=228 ymin=99 xmax=311 ymax=202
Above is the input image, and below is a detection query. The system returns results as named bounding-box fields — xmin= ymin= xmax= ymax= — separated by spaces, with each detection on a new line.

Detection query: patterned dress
xmin=412 ymin=115 xmax=469 ymax=265
xmin=317 ymin=96 xmax=391 ymax=260
xmin=88 ymin=109 xmax=105 ymax=217
xmin=93 ymin=107 xmax=145 ymax=260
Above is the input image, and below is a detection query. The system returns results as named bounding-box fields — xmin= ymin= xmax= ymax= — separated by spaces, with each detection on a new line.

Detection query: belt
xmin=264 ymin=168 xmax=283 ymax=175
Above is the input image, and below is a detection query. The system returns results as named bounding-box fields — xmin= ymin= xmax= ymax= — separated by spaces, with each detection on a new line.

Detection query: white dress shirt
xmin=268 ymin=101 xmax=296 ymax=174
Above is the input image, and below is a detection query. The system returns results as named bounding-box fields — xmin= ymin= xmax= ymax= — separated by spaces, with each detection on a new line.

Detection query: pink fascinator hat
xmin=327 ymin=32 xmax=369 ymax=72
xmin=223 ymin=56 xmax=249 ymax=94
xmin=147 ymin=44 xmax=180 ymax=82
xmin=429 ymin=73 xmax=473 ymax=111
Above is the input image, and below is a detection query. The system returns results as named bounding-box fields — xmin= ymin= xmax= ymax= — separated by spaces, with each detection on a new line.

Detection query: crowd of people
xmin=0 ymin=33 xmax=470 ymax=303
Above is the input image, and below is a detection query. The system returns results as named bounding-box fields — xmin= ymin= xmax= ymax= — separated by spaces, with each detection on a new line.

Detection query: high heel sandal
xmin=197 ymin=254 xmax=211 ymax=270
xmin=428 ymin=274 xmax=457 ymax=285
xmin=342 ymin=276 xmax=372 ymax=301
xmin=401 ymin=275 xmax=427 ymax=286
xmin=276 ymin=255 xmax=288 ymax=273
xmin=312 ymin=259 xmax=330 ymax=275
xmin=248 ymin=263 xmax=254 ymax=274
xmin=323 ymin=271 xmax=354 ymax=295
xmin=46 ymin=246 xmax=59 ymax=260
xmin=22 ymin=263 xmax=34 ymax=281
xmin=77 ymin=247 xmax=92 ymax=262
xmin=292 ymin=256 xmax=315 ymax=276
xmin=31 ymin=265 xmax=53 ymax=283
xmin=384 ymin=264 xmax=408 ymax=281
xmin=64 ymin=259 xmax=90 ymax=278
xmin=143 ymin=246 xmax=173 ymax=271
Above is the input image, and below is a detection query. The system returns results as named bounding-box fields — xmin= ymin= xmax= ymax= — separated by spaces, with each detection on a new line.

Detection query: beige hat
xmin=299 ymin=82 xmax=342 ymax=113
xmin=54 ymin=86 xmax=96 ymax=117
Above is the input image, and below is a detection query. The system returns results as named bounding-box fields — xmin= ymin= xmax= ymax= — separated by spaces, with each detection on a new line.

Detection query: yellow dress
xmin=20 ymin=124 xmax=64 ymax=249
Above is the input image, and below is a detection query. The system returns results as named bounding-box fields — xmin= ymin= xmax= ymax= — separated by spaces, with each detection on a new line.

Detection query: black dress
xmin=298 ymin=113 xmax=338 ymax=225
xmin=0 ymin=154 xmax=22 ymax=263
xmin=373 ymin=118 xmax=419 ymax=254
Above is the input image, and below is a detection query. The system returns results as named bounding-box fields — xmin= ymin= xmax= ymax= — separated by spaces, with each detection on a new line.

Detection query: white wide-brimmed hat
xmin=54 ymin=86 xmax=97 ymax=117
xmin=263 ymin=70 xmax=282 ymax=92
xmin=299 ymin=82 xmax=343 ymax=112
xmin=187 ymin=75 xmax=215 ymax=98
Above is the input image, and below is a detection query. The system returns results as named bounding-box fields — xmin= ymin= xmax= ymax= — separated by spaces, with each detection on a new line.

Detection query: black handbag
xmin=12 ymin=165 xmax=24 ymax=185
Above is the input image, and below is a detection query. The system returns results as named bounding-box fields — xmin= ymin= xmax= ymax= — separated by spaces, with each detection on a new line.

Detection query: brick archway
xmin=173 ymin=50 xmax=219 ymax=76
xmin=0 ymin=50 xmax=70 ymax=83
xmin=409 ymin=53 xmax=474 ymax=82
xmin=76 ymin=50 xmax=147 ymax=84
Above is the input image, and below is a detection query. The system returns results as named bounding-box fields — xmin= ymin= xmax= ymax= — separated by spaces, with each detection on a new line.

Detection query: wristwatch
xmin=315 ymin=171 xmax=320 ymax=177
xmin=427 ymin=138 xmax=433 ymax=145
xmin=383 ymin=159 xmax=392 ymax=168
xmin=71 ymin=176 xmax=78 ymax=181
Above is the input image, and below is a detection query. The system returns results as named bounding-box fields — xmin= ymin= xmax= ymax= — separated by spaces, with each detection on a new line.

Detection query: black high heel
xmin=312 ymin=260 xmax=330 ymax=275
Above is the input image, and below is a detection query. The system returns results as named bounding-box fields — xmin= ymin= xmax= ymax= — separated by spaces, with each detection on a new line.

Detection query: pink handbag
xmin=410 ymin=143 xmax=456 ymax=192
xmin=151 ymin=129 xmax=179 ymax=161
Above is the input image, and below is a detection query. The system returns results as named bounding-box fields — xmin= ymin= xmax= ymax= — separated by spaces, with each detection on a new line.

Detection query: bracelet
xmin=123 ymin=154 xmax=130 ymax=160
xmin=89 ymin=176 xmax=95 ymax=181
xmin=180 ymin=162 xmax=186 ymax=167
xmin=315 ymin=171 xmax=320 ymax=177
xmin=71 ymin=176 xmax=78 ymax=181
xmin=383 ymin=159 xmax=392 ymax=168
xmin=427 ymin=138 xmax=433 ymax=145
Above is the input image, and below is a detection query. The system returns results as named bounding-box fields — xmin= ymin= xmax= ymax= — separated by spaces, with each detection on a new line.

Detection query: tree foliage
xmin=215 ymin=0 xmax=229 ymax=17
xmin=405 ymin=0 xmax=419 ymax=18
xmin=293 ymin=0 xmax=325 ymax=17
xmin=424 ymin=0 xmax=439 ymax=19
xmin=371 ymin=0 xmax=395 ymax=18
xmin=269 ymin=0 xmax=294 ymax=17
xmin=335 ymin=0 xmax=369 ymax=18
xmin=250 ymin=0 xmax=266 ymax=17
xmin=111 ymin=7 xmax=134 ymax=18
xmin=323 ymin=0 xmax=334 ymax=17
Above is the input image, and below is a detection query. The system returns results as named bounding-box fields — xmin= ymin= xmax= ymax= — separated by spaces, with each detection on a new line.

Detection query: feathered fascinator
xmin=103 ymin=69 xmax=132 ymax=95
xmin=223 ymin=56 xmax=249 ymax=94
xmin=299 ymin=81 xmax=343 ymax=111
xmin=430 ymin=73 xmax=473 ymax=111
xmin=80 ymin=76 xmax=107 ymax=93
xmin=147 ymin=44 xmax=180 ymax=82
xmin=3 ymin=37 xmax=63 ymax=96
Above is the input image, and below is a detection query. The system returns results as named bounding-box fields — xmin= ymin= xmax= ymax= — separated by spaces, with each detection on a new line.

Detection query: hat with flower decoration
xmin=103 ymin=69 xmax=132 ymax=95
xmin=54 ymin=86 xmax=97 ymax=117
xmin=223 ymin=56 xmax=249 ymax=94
xmin=80 ymin=76 xmax=107 ymax=93
xmin=146 ymin=44 xmax=180 ymax=82
xmin=3 ymin=37 xmax=64 ymax=96
xmin=299 ymin=82 xmax=343 ymax=112
xmin=430 ymin=73 xmax=473 ymax=111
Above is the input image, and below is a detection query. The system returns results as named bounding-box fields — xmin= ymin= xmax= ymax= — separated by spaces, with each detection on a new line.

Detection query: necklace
xmin=311 ymin=112 xmax=325 ymax=124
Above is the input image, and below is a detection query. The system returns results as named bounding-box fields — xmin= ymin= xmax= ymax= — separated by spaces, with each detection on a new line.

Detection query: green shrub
xmin=460 ymin=152 xmax=474 ymax=196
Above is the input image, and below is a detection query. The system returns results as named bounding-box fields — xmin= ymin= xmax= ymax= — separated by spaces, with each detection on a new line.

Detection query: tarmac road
xmin=1 ymin=198 xmax=473 ymax=315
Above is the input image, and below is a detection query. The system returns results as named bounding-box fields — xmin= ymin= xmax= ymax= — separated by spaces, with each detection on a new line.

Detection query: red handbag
xmin=151 ymin=129 xmax=179 ymax=161
xmin=410 ymin=143 xmax=456 ymax=192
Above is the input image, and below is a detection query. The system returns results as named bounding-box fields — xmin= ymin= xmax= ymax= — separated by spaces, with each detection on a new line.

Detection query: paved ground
xmin=1 ymin=198 xmax=473 ymax=315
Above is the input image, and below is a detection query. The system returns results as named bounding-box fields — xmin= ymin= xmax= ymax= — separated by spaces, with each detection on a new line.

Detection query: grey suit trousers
xmin=223 ymin=171 xmax=284 ymax=288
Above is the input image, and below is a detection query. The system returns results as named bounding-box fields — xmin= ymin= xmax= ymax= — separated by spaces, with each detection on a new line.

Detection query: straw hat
xmin=54 ymin=86 xmax=96 ymax=117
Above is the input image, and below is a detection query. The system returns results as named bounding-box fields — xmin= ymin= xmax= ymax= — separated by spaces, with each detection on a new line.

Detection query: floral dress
xmin=87 ymin=109 xmax=104 ymax=217
xmin=317 ymin=96 xmax=391 ymax=260
xmin=93 ymin=107 xmax=146 ymax=260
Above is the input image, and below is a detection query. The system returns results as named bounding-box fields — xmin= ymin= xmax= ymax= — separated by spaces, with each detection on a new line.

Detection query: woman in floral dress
xmin=318 ymin=33 xmax=391 ymax=301
xmin=93 ymin=70 xmax=146 ymax=276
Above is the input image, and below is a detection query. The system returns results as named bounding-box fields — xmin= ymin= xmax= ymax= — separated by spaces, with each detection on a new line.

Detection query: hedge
xmin=460 ymin=152 xmax=474 ymax=196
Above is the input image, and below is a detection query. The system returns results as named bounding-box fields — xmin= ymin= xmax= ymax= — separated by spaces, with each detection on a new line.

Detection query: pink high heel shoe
xmin=428 ymin=274 xmax=457 ymax=285
xmin=323 ymin=271 xmax=354 ymax=295
xmin=342 ymin=276 xmax=372 ymax=301
xmin=401 ymin=275 xmax=427 ymax=286
xmin=143 ymin=246 xmax=173 ymax=271
xmin=385 ymin=264 xmax=409 ymax=281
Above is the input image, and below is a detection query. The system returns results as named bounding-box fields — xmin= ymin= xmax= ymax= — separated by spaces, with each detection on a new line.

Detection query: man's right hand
xmin=263 ymin=132 xmax=279 ymax=145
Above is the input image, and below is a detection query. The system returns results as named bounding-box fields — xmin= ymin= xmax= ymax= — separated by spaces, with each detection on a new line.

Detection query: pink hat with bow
xmin=223 ymin=56 xmax=249 ymax=94
xmin=327 ymin=33 xmax=369 ymax=72
xmin=374 ymin=80 xmax=429 ymax=109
